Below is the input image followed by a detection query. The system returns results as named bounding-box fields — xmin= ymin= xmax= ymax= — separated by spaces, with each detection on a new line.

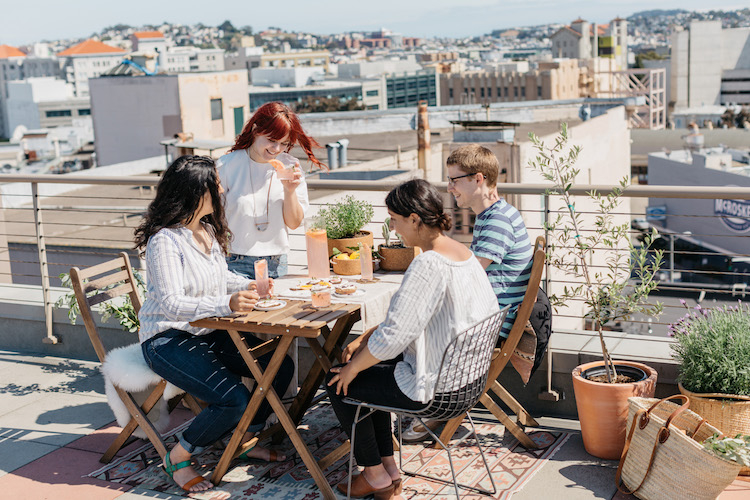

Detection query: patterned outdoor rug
xmin=88 ymin=402 xmax=570 ymax=499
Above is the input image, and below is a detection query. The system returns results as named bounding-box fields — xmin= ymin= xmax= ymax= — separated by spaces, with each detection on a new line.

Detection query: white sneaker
xmin=400 ymin=418 xmax=442 ymax=442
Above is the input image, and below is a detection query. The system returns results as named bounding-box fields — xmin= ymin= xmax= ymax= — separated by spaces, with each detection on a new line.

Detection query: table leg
xmin=285 ymin=313 xmax=359 ymax=430
xmin=211 ymin=332 xmax=294 ymax=485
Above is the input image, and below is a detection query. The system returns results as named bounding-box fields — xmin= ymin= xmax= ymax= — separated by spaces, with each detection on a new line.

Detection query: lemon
xmin=349 ymin=251 xmax=360 ymax=259
xmin=335 ymin=253 xmax=349 ymax=260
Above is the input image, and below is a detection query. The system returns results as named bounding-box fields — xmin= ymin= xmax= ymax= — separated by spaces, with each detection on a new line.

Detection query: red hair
xmin=230 ymin=101 xmax=327 ymax=171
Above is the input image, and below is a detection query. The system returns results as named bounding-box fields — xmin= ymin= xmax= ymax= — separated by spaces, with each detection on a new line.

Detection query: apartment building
xmin=89 ymin=70 xmax=249 ymax=166
xmin=58 ymin=39 xmax=128 ymax=97
xmin=550 ymin=17 xmax=628 ymax=70
xmin=0 ymin=45 xmax=60 ymax=137
xmin=671 ymin=21 xmax=750 ymax=108
xmin=5 ymin=78 xmax=90 ymax=131
xmin=439 ymin=59 xmax=581 ymax=105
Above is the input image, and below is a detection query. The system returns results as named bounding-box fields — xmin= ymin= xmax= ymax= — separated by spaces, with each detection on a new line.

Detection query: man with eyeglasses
xmin=400 ymin=143 xmax=552 ymax=442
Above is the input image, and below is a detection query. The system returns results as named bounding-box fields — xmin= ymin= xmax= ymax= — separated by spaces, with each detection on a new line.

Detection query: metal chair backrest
xmin=412 ymin=306 xmax=509 ymax=420
xmin=69 ymin=252 xmax=142 ymax=363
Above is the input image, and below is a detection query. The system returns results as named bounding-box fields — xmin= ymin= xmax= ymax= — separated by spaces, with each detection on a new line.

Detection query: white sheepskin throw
xmin=101 ymin=343 xmax=185 ymax=439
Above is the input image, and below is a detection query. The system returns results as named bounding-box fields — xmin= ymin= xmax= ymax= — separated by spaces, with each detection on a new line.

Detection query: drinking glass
xmin=305 ymin=216 xmax=330 ymax=279
xmin=274 ymin=152 xmax=299 ymax=180
xmin=254 ymin=259 xmax=269 ymax=298
xmin=360 ymin=242 xmax=373 ymax=281
xmin=310 ymin=285 xmax=331 ymax=308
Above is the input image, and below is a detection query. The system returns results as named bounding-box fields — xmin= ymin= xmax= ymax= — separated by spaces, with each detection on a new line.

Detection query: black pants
xmin=325 ymin=358 xmax=426 ymax=467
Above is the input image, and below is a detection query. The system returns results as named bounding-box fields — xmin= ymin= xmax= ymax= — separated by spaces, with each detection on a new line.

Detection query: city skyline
xmin=2 ymin=0 xmax=747 ymax=46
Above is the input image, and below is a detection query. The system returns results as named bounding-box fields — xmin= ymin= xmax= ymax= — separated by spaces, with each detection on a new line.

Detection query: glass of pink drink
xmin=359 ymin=242 xmax=373 ymax=281
xmin=305 ymin=216 xmax=330 ymax=279
xmin=254 ymin=259 xmax=270 ymax=298
xmin=269 ymin=152 xmax=298 ymax=180
xmin=311 ymin=285 xmax=331 ymax=308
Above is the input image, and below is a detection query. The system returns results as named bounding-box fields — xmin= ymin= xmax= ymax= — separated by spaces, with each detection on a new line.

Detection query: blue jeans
xmin=227 ymin=254 xmax=288 ymax=279
xmin=141 ymin=328 xmax=294 ymax=454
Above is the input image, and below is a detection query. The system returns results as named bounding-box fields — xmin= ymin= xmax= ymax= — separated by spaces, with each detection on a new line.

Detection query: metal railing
xmin=1 ymin=173 xmax=749 ymax=345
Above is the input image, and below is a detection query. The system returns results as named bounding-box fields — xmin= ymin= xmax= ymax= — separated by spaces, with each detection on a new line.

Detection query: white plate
xmin=334 ymin=289 xmax=365 ymax=298
xmin=254 ymin=299 xmax=287 ymax=311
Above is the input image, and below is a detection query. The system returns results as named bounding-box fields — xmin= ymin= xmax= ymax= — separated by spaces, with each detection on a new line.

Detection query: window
xmin=480 ymin=88 xmax=485 ymax=98
xmin=78 ymin=108 xmax=91 ymax=116
xmin=514 ymin=87 xmax=518 ymax=98
xmin=366 ymin=89 xmax=379 ymax=97
xmin=497 ymin=87 xmax=501 ymax=97
xmin=504 ymin=87 xmax=509 ymax=97
xmin=521 ymin=87 xmax=526 ymax=98
xmin=449 ymin=88 xmax=453 ymax=99
xmin=45 ymin=110 xmax=72 ymax=117
xmin=210 ymin=98 xmax=223 ymax=121
xmin=538 ymin=86 xmax=542 ymax=97
xmin=487 ymin=87 xmax=492 ymax=97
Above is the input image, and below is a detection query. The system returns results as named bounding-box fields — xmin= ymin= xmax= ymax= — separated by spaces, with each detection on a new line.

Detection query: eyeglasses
xmin=447 ymin=172 xmax=476 ymax=185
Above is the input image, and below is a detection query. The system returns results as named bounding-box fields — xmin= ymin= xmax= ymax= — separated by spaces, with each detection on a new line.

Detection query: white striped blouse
xmin=138 ymin=226 xmax=252 ymax=343
xmin=367 ymin=250 xmax=500 ymax=403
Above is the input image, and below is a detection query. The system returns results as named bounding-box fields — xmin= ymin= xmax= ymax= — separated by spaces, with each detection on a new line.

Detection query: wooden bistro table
xmin=190 ymin=298 xmax=361 ymax=499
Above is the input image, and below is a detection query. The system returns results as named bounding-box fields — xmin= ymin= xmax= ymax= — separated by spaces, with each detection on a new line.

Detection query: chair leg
xmin=401 ymin=416 xmax=497 ymax=497
xmin=347 ymin=405 xmax=363 ymax=500
xmin=479 ymin=393 xmax=539 ymax=450
xmin=490 ymin=380 xmax=540 ymax=427
xmin=434 ymin=413 xmax=465 ymax=450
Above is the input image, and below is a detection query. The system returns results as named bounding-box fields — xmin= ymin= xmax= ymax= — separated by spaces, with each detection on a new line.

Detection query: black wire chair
xmin=342 ymin=306 xmax=510 ymax=498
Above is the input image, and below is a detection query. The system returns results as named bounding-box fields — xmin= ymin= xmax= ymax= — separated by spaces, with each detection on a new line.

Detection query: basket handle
xmin=615 ymin=395 xmax=690 ymax=495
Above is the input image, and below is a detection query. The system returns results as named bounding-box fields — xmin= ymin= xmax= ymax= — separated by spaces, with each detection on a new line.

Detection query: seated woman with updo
xmin=326 ymin=179 xmax=499 ymax=500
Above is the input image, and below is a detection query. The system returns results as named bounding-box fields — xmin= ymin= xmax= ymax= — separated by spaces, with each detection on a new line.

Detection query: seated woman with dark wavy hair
xmin=134 ymin=155 xmax=293 ymax=495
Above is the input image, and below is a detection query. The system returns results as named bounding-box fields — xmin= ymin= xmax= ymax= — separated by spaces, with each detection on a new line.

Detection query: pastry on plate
xmin=335 ymin=283 xmax=357 ymax=295
xmin=256 ymin=299 xmax=283 ymax=308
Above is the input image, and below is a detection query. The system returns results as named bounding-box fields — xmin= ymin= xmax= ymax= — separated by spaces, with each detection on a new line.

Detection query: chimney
xmin=417 ymin=101 xmax=430 ymax=175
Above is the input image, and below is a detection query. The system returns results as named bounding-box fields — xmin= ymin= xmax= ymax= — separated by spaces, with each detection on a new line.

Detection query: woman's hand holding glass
xmin=280 ymin=169 xmax=303 ymax=192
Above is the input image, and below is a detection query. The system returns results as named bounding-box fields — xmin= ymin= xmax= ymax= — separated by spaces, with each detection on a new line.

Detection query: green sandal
xmin=164 ymin=451 xmax=208 ymax=492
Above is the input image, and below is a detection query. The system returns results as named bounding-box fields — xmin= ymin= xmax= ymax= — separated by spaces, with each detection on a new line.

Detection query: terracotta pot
xmin=378 ymin=245 xmax=421 ymax=272
xmin=327 ymin=231 xmax=373 ymax=259
xmin=572 ymin=360 xmax=657 ymax=460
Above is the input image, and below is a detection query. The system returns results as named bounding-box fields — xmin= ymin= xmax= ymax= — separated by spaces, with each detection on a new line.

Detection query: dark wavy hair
xmin=230 ymin=101 xmax=327 ymax=170
xmin=134 ymin=155 xmax=230 ymax=255
xmin=385 ymin=179 xmax=452 ymax=232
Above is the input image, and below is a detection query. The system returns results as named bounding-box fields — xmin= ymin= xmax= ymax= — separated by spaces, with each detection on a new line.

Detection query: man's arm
xmin=476 ymin=256 xmax=492 ymax=269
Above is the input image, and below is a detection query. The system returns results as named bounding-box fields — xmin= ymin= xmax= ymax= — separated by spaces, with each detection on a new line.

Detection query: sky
xmin=1 ymin=0 xmax=748 ymax=46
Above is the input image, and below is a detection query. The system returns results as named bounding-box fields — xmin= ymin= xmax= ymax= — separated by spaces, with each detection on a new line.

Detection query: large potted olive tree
xmin=528 ymin=123 xmax=664 ymax=460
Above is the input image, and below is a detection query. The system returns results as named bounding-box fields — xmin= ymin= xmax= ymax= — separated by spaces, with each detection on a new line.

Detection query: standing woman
xmin=218 ymin=101 xmax=326 ymax=279
xmin=135 ymin=156 xmax=293 ymax=494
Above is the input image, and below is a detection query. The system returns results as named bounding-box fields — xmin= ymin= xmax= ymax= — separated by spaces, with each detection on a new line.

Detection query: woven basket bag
xmin=679 ymin=382 xmax=750 ymax=475
xmin=616 ymin=396 xmax=742 ymax=500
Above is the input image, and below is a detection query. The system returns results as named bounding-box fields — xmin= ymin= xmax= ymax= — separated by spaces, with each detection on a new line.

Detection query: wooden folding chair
xmin=70 ymin=252 xmax=203 ymax=463
xmin=436 ymin=236 xmax=547 ymax=450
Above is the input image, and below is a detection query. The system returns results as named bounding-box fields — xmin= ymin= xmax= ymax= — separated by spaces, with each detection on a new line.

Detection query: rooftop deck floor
xmin=0 ymin=349 xmax=747 ymax=500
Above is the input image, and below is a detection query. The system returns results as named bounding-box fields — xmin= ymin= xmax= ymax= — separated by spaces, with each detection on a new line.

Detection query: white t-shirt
xmin=218 ymin=149 xmax=310 ymax=256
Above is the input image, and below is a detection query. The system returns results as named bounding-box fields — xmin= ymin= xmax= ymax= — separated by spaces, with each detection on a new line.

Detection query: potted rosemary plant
xmin=671 ymin=301 xmax=750 ymax=474
xmin=528 ymin=123 xmax=664 ymax=459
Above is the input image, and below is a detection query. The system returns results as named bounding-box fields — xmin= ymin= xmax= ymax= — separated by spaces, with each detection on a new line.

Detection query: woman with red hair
xmin=218 ymin=101 xmax=325 ymax=279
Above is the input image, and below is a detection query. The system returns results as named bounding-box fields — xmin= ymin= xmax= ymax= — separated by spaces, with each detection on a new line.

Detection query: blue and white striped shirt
xmin=470 ymin=199 xmax=532 ymax=337
xmin=138 ymin=226 xmax=252 ymax=343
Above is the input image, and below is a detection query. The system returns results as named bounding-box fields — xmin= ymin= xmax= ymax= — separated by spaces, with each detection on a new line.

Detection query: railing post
xmin=542 ymin=193 xmax=549 ymax=295
xmin=32 ymin=183 xmax=59 ymax=345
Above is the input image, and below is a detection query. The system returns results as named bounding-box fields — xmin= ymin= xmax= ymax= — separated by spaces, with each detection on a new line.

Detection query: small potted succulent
xmin=317 ymin=195 xmax=374 ymax=258
xmin=378 ymin=217 xmax=420 ymax=272
xmin=671 ymin=300 xmax=750 ymax=474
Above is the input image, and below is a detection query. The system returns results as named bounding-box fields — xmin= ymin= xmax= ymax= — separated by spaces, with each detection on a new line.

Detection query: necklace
xmin=247 ymin=150 xmax=272 ymax=232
